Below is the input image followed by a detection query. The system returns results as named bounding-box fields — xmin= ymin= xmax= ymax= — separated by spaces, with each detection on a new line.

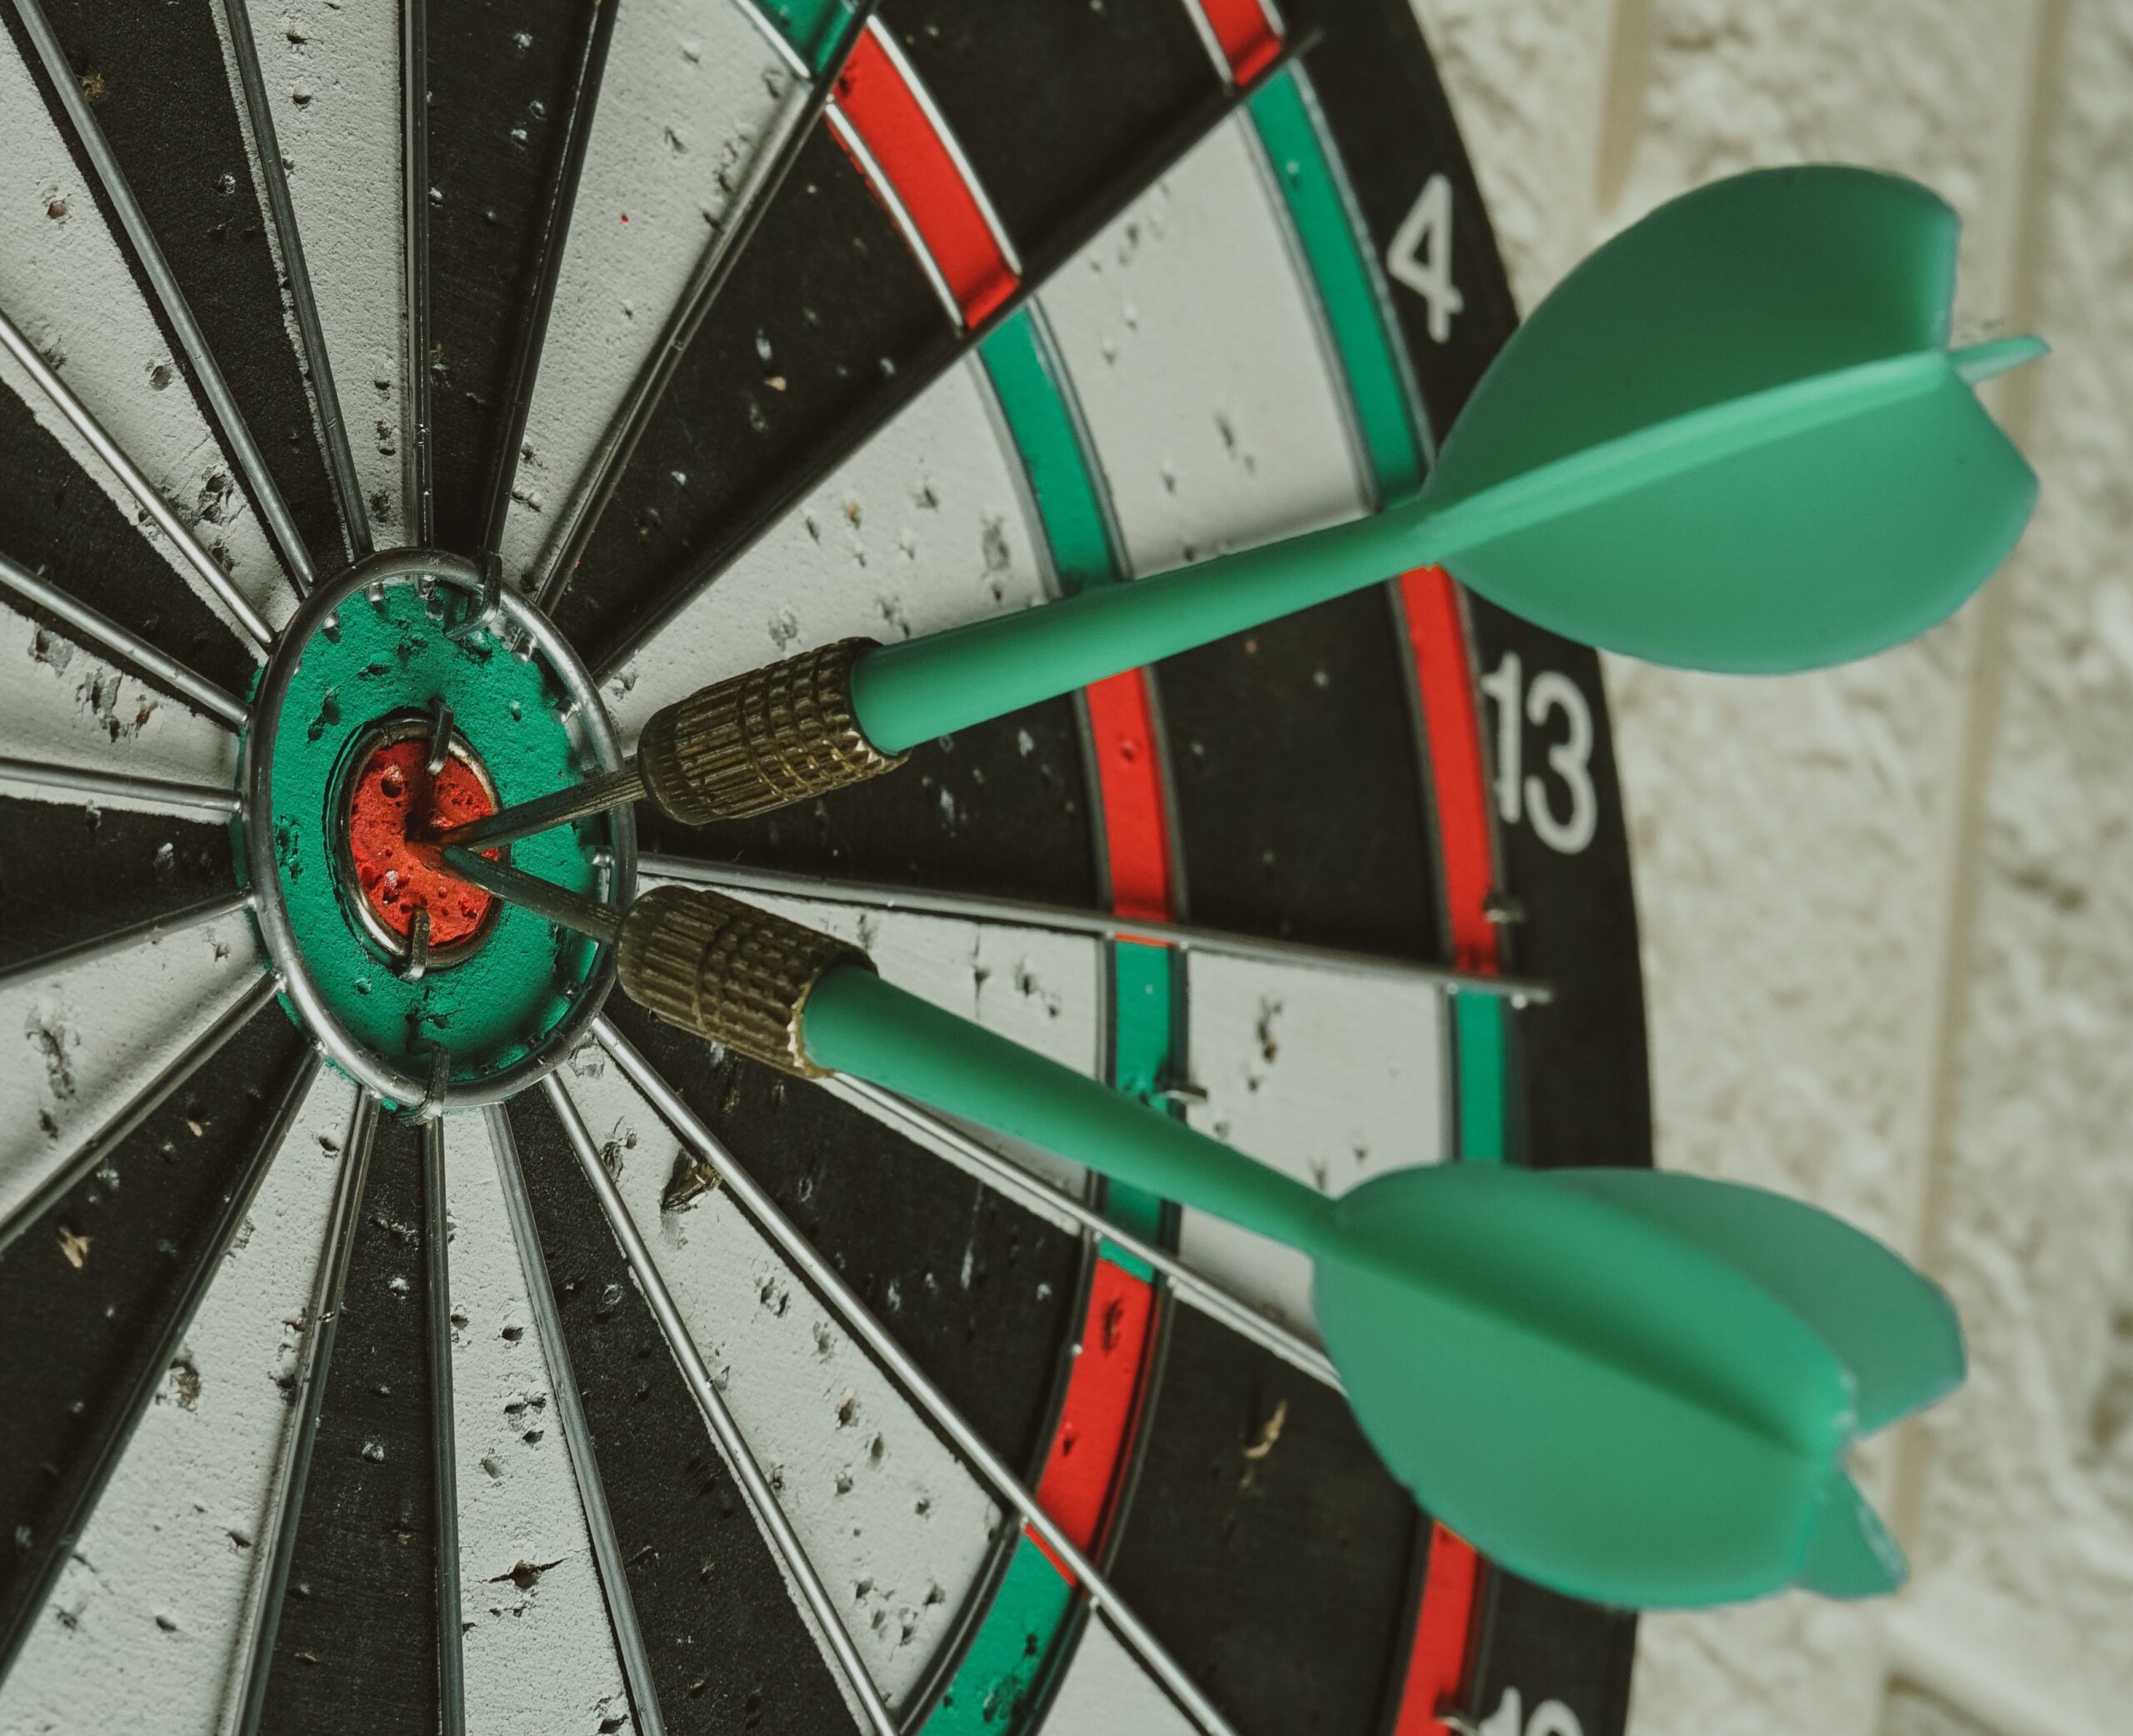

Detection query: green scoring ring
xmin=239 ymin=551 xmax=632 ymax=1111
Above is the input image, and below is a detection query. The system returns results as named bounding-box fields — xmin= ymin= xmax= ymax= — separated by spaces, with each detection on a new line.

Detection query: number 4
xmin=1388 ymin=172 xmax=1465 ymax=343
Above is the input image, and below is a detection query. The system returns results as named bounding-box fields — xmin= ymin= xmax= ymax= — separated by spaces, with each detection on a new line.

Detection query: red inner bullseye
xmin=345 ymin=738 xmax=497 ymax=946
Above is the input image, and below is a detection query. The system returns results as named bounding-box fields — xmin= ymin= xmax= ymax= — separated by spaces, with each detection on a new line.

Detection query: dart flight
xmin=850 ymin=163 xmax=2043 ymax=748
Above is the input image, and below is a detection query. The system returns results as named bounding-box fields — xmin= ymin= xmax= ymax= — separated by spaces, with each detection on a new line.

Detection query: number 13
xmin=1477 ymin=651 xmax=1598 ymax=856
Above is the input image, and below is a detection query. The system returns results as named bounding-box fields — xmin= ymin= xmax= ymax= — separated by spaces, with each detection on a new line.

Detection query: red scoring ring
xmin=344 ymin=738 xmax=497 ymax=947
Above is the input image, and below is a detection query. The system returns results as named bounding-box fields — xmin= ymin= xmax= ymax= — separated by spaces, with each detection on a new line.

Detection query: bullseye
xmin=342 ymin=736 xmax=497 ymax=949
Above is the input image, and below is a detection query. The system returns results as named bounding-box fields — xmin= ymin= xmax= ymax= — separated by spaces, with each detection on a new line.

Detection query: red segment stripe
xmin=1399 ymin=565 xmax=1498 ymax=973
xmin=1083 ymin=669 xmax=1176 ymax=923
xmin=1390 ymin=1525 xmax=1485 ymax=1736
xmin=1195 ymin=0 xmax=1284 ymax=83
xmin=831 ymin=25 xmax=1019 ymax=327
xmin=1030 ymin=1259 xmax=1159 ymax=1573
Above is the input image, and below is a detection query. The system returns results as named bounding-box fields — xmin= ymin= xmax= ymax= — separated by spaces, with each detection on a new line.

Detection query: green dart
xmin=443 ymin=856 xmax=1964 ymax=1610
xmin=447 ymin=164 xmax=2043 ymax=855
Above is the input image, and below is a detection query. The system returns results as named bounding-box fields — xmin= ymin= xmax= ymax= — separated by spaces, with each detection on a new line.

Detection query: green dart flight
xmin=848 ymin=162 xmax=2043 ymax=743
xmin=439 ymin=859 xmax=1965 ymax=1612
xmin=444 ymin=163 xmax=2044 ymax=855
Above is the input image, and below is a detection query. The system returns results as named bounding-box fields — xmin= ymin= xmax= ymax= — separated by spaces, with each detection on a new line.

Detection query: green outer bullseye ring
xmin=239 ymin=551 xmax=635 ymax=1111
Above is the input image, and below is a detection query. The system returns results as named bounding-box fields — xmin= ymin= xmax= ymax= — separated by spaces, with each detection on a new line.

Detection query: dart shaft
xmin=440 ymin=846 xmax=623 ymax=943
xmin=850 ymin=505 xmax=1437 ymax=753
xmin=437 ymin=763 xmax=646 ymax=851
xmin=799 ymin=963 xmax=1336 ymax=1253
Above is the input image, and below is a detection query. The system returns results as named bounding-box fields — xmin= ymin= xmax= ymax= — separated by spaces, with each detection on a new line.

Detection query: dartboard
xmin=0 ymin=2 xmax=1651 ymax=1734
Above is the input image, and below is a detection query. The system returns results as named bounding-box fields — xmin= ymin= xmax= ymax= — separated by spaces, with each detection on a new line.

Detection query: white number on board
xmin=1477 ymin=651 xmax=1598 ymax=857
xmin=1474 ymin=1687 xmax=1583 ymax=1736
xmin=1387 ymin=172 xmax=1465 ymax=342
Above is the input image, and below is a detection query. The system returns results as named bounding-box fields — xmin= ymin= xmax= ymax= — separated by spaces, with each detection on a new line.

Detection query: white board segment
xmin=1036 ymin=114 xmax=1370 ymax=578
xmin=239 ymin=0 xmax=406 ymax=545
xmin=608 ymin=362 xmax=1051 ymax=738
xmin=442 ymin=1113 xmax=632 ymax=1736
xmin=1038 ymin=1613 xmax=1201 ymax=1736
xmin=0 ymin=599 xmax=240 ymax=798
xmin=501 ymin=0 xmax=800 ymax=586
xmin=557 ymin=1045 xmax=1003 ymax=1713
xmin=0 ymin=922 xmax=264 ymax=1237
xmin=0 ymin=42 xmax=292 ymax=635
xmin=0 ymin=1070 xmax=354 ymax=1736
xmin=1178 ymin=954 xmax=1449 ymax=1331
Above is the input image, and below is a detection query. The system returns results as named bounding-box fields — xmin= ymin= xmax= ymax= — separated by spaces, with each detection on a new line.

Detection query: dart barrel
xmin=635 ymin=636 xmax=907 ymax=824
xmin=616 ymin=885 xmax=867 ymax=1076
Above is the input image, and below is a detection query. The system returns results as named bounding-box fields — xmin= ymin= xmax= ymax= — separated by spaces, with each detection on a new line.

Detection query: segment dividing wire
xmin=7 ymin=0 xmax=317 ymax=591
xmin=537 ymin=1074 xmax=902 ymax=1736
xmin=401 ymin=0 xmax=435 ymax=544
xmin=0 ymin=756 xmax=242 ymax=816
xmin=474 ymin=0 xmax=622 ymax=561
xmin=483 ymin=1105 xmax=667 ymax=1736
xmin=587 ymin=1020 xmax=1251 ymax=1736
xmin=0 ymin=889 xmax=257 ymax=1000
xmin=530 ymin=0 xmax=885 ymax=610
xmin=592 ymin=27 xmax=1314 ymax=682
xmin=227 ymin=1087 xmax=380 ymax=1736
xmin=640 ymin=852 xmax=1550 ymax=1005
xmin=0 ymin=1046 xmax=322 ymax=1685
xmin=422 ymin=1120 xmax=467 ymax=1736
xmin=0 ymin=307 xmax=275 ymax=651
xmin=825 ymin=1074 xmax=1341 ymax=1389
xmin=217 ymin=0 xmax=372 ymax=559
xmin=0 ymin=971 xmax=283 ymax=1259
xmin=0 ymin=551 xmax=250 ymax=729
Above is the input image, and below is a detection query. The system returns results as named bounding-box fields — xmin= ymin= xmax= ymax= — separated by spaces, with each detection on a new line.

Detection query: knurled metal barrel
xmin=634 ymin=637 xmax=906 ymax=824
xmin=616 ymin=885 xmax=868 ymax=1076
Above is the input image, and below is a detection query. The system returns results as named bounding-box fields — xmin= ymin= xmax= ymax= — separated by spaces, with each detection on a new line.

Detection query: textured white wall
xmin=1412 ymin=3 xmax=2133 ymax=1734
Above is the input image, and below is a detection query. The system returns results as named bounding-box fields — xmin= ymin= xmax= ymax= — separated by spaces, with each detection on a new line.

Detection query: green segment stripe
xmin=980 ymin=312 xmax=1124 ymax=596
xmin=755 ymin=0 xmax=862 ymax=73
xmin=922 ymin=1535 xmax=1075 ymax=1734
xmin=1102 ymin=940 xmax=1173 ymax=1270
xmin=1247 ymin=72 xmax=1425 ymax=501
xmin=1456 ymin=995 xmax=1508 ymax=1164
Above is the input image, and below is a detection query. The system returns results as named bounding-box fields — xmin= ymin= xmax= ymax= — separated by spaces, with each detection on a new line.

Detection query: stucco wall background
xmin=1410 ymin=3 xmax=2133 ymax=1734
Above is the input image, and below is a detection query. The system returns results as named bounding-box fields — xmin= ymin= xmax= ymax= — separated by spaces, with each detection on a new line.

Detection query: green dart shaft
xmin=851 ymin=506 xmax=1437 ymax=754
xmin=802 ymin=962 xmax=1337 ymax=1251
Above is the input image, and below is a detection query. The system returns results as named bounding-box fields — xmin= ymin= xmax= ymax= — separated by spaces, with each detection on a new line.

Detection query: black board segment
xmin=1106 ymin=1303 xmax=1420 ymax=1736
xmin=604 ymin=1001 xmax=1086 ymax=1478
xmin=875 ymin=0 xmax=1228 ymax=257
xmin=503 ymin=1085 xmax=855 ymax=1734
xmin=554 ymin=123 xmax=957 ymax=666
xmin=426 ymin=0 xmax=589 ymax=557
xmin=0 ymin=1003 xmax=305 ymax=1669
xmin=0 ymin=796 xmax=234 ymax=975
xmin=1152 ymin=589 xmax=1444 ymax=956
xmin=637 ymin=700 xmax=1100 ymax=911
xmin=0 ymin=387 xmax=262 ymax=701
xmin=1 ymin=0 xmax=343 ymax=569
xmin=260 ymin=1116 xmax=441 ymax=1736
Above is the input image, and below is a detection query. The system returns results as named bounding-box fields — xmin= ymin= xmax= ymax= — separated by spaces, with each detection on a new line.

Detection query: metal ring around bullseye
xmin=242 ymin=547 xmax=637 ymax=1110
